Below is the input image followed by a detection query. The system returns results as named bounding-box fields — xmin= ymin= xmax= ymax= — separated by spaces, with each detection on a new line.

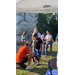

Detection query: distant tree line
xmin=36 ymin=13 xmax=58 ymax=41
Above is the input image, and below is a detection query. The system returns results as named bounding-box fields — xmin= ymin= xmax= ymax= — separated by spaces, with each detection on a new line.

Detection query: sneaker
xmin=36 ymin=62 xmax=39 ymax=66
xmin=44 ymin=55 xmax=47 ymax=57
xmin=33 ymin=62 xmax=37 ymax=65
xmin=50 ymin=56 xmax=52 ymax=58
xmin=26 ymin=65 xmax=34 ymax=70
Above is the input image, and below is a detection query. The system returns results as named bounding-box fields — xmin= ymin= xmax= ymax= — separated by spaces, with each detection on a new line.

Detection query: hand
xmin=32 ymin=53 xmax=35 ymax=56
xmin=44 ymin=41 xmax=46 ymax=43
xmin=39 ymin=49 xmax=41 ymax=52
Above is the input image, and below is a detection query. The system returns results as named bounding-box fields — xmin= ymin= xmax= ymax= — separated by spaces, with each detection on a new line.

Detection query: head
xmin=46 ymin=30 xmax=50 ymax=35
xmin=34 ymin=28 xmax=38 ymax=33
xmin=42 ymin=32 xmax=45 ymax=36
xmin=25 ymin=41 xmax=31 ymax=48
xmin=34 ymin=33 xmax=38 ymax=39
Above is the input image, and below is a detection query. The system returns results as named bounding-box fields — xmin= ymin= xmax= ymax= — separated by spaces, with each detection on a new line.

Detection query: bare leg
xmin=34 ymin=57 xmax=36 ymax=62
xmin=28 ymin=54 xmax=32 ymax=65
xmin=38 ymin=57 xmax=40 ymax=62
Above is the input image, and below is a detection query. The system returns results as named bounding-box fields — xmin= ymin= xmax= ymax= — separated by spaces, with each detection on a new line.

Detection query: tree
xmin=36 ymin=13 xmax=58 ymax=41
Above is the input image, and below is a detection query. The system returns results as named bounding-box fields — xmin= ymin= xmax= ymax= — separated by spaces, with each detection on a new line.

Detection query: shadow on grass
xmin=28 ymin=67 xmax=48 ymax=75
xmin=17 ymin=67 xmax=48 ymax=75
xmin=43 ymin=51 xmax=57 ymax=57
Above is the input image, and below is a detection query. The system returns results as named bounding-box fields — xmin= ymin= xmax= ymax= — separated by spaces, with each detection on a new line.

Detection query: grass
xmin=16 ymin=42 xmax=58 ymax=75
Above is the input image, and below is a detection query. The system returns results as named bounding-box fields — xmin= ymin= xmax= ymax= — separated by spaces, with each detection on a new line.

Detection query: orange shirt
xmin=16 ymin=46 xmax=30 ymax=63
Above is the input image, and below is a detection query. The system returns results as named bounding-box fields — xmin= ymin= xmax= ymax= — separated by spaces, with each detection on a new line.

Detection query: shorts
xmin=21 ymin=39 xmax=25 ymax=42
xmin=35 ymin=49 xmax=41 ymax=57
xmin=16 ymin=56 xmax=28 ymax=65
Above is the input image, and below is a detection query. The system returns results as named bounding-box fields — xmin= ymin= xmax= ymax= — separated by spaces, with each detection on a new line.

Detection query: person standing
xmin=32 ymin=28 xmax=41 ymax=51
xmin=41 ymin=32 xmax=45 ymax=54
xmin=21 ymin=31 xmax=26 ymax=45
xmin=33 ymin=33 xmax=42 ymax=66
xmin=32 ymin=28 xmax=41 ymax=40
xmin=44 ymin=30 xmax=53 ymax=58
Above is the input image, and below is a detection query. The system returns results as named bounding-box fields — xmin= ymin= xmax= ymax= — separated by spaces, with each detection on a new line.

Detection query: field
xmin=16 ymin=42 xmax=58 ymax=75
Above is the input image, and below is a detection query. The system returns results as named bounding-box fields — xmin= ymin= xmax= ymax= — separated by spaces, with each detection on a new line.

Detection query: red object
xmin=45 ymin=44 xmax=47 ymax=48
xmin=44 ymin=43 xmax=46 ymax=46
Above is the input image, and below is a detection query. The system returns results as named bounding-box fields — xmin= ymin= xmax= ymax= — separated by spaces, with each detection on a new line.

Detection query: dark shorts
xmin=16 ymin=56 xmax=28 ymax=65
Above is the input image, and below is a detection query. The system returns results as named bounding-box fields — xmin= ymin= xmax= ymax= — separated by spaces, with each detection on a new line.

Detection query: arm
xmin=40 ymin=35 xmax=41 ymax=39
xmin=39 ymin=39 xmax=42 ymax=52
xmin=39 ymin=43 xmax=42 ymax=52
xmin=28 ymin=51 xmax=35 ymax=56
xmin=41 ymin=35 xmax=45 ymax=42
xmin=33 ymin=42 xmax=35 ymax=52
xmin=44 ymin=36 xmax=46 ymax=40
xmin=42 ymin=38 xmax=44 ymax=42
xmin=46 ymin=38 xmax=52 ymax=42
xmin=44 ymin=35 xmax=52 ymax=42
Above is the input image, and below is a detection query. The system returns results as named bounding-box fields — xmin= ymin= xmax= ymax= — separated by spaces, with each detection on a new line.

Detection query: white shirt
xmin=37 ymin=33 xmax=41 ymax=38
xmin=32 ymin=32 xmax=41 ymax=41
xmin=45 ymin=34 xmax=52 ymax=41
xmin=32 ymin=32 xmax=41 ymax=38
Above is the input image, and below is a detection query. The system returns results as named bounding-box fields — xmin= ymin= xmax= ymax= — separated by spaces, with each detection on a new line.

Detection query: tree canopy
xmin=36 ymin=13 xmax=58 ymax=41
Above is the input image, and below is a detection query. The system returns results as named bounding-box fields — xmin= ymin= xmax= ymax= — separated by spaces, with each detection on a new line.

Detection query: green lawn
xmin=16 ymin=42 xmax=58 ymax=75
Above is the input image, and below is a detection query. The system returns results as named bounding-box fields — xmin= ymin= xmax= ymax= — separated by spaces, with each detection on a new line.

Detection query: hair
xmin=25 ymin=43 xmax=29 ymax=46
xmin=34 ymin=28 xmax=38 ymax=33
xmin=47 ymin=30 xmax=51 ymax=34
xmin=34 ymin=33 xmax=38 ymax=37
xmin=22 ymin=31 xmax=26 ymax=36
xmin=25 ymin=43 xmax=31 ymax=46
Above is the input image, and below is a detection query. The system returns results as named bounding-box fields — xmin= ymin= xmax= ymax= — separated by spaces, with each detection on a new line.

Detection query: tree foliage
xmin=36 ymin=13 xmax=58 ymax=41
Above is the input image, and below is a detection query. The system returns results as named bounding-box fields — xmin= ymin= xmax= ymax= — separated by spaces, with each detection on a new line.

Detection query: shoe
xmin=50 ymin=56 xmax=52 ymax=58
xmin=36 ymin=62 xmax=39 ymax=66
xmin=26 ymin=65 xmax=34 ymax=70
xmin=44 ymin=55 xmax=47 ymax=57
xmin=33 ymin=62 xmax=37 ymax=65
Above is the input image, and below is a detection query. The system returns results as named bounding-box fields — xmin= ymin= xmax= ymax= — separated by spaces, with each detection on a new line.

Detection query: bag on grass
xmin=47 ymin=58 xmax=57 ymax=75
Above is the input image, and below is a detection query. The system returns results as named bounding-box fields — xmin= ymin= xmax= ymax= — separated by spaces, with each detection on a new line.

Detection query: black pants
xmin=17 ymin=56 xmax=28 ymax=67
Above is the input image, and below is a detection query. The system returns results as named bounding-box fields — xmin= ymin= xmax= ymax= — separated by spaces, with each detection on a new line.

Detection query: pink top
xmin=45 ymin=34 xmax=52 ymax=41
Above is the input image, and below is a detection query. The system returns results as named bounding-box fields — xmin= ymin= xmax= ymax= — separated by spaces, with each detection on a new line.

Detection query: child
xmin=21 ymin=31 xmax=26 ymax=44
xmin=41 ymin=32 xmax=45 ymax=54
xmin=33 ymin=33 xmax=42 ymax=66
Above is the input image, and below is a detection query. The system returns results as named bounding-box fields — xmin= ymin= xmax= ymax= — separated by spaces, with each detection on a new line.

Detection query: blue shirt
xmin=41 ymin=35 xmax=45 ymax=43
xmin=41 ymin=35 xmax=45 ymax=39
xmin=22 ymin=36 xmax=25 ymax=39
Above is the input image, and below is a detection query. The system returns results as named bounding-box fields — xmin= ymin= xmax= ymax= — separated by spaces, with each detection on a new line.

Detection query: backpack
xmin=48 ymin=58 xmax=57 ymax=75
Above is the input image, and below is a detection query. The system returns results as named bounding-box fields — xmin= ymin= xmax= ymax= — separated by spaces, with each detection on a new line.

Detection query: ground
xmin=16 ymin=42 xmax=58 ymax=75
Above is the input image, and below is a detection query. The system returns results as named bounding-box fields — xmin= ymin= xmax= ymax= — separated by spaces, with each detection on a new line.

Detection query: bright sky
xmin=53 ymin=13 xmax=55 ymax=15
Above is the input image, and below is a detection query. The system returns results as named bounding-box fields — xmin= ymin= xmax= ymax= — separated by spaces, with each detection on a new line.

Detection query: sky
xmin=53 ymin=13 xmax=55 ymax=15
